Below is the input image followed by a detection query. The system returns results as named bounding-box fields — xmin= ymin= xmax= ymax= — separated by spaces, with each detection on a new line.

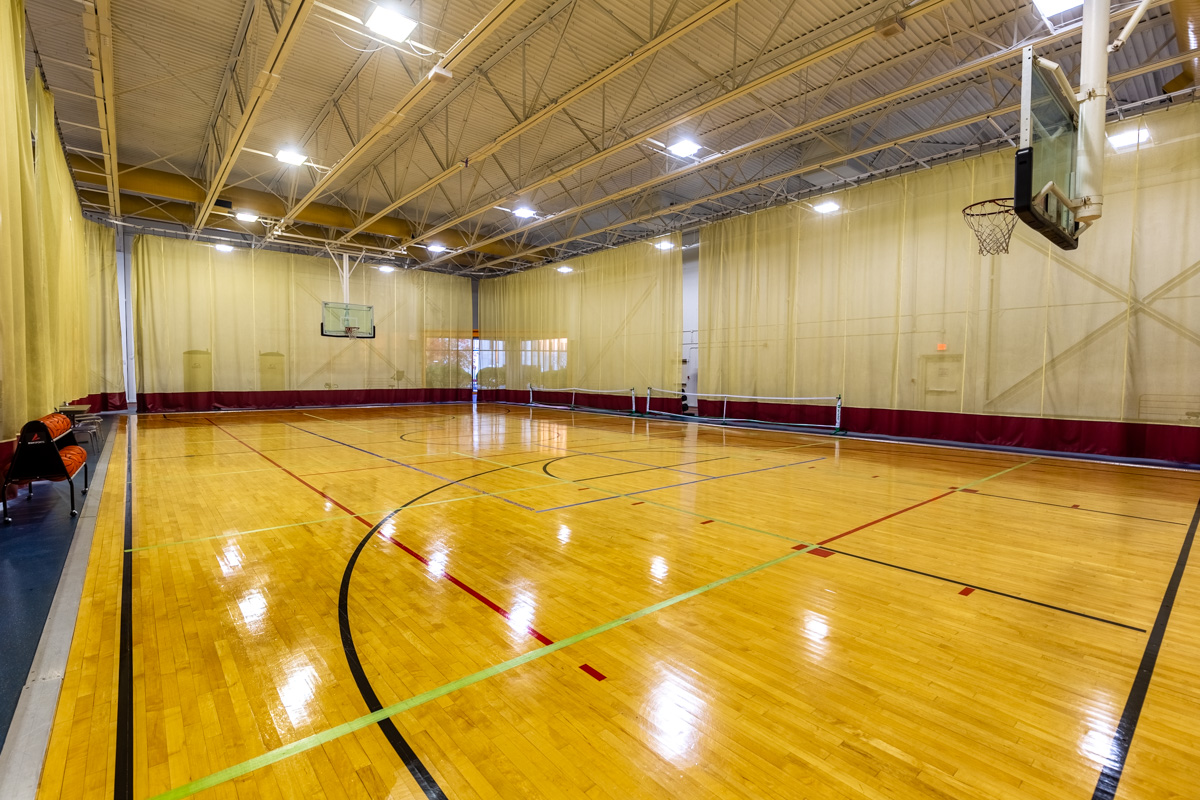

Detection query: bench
xmin=2 ymin=413 xmax=90 ymax=523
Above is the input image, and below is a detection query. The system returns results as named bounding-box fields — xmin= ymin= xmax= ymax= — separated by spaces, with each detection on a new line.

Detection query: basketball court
xmin=3 ymin=1 xmax=1200 ymax=799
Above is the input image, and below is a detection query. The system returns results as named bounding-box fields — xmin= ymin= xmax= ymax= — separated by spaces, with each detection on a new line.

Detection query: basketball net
xmin=345 ymin=326 xmax=359 ymax=340
xmin=962 ymin=198 xmax=1017 ymax=255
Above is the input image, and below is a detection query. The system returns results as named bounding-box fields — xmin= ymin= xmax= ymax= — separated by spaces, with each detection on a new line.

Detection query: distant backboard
xmin=321 ymin=301 xmax=375 ymax=338
xmin=1014 ymin=46 xmax=1083 ymax=250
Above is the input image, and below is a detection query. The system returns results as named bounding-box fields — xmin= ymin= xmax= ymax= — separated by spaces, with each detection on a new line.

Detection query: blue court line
xmin=283 ymin=423 xmax=536 ymax=511
xmin=536 ymin=456 xmax=826 ymax=512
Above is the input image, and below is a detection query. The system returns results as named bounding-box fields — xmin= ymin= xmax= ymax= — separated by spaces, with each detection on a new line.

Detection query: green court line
xmin=958 ymin=457 xmax=1040 ymax=491
xmin=148 ymin=545 xmax=813 ymax=800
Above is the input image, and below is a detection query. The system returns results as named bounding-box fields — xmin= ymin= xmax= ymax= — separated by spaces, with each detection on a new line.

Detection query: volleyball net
xmin=528 ymin=385 xmax=639 ymax=415
xmin=645 ymin=388 xmax=843 ymax=430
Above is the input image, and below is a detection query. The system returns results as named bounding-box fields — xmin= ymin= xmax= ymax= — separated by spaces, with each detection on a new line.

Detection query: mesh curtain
xmin=478 ymin=236 xmax=682 ymax=392
xmin=700 ymin=101 xmax=1200 ymax=427
xmin=132 ymin=235 xmax=472 ymax=396
xmin=0 ymin=6 xmax=100 ymax=444
xmin=86 ymin=221 xmax=124 ymax=402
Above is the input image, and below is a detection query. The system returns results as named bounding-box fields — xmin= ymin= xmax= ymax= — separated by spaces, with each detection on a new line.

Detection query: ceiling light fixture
xmin=377 ymin=265 xmax=395 ymax=273
xmin=235 ymin=211 xmax=259 ymax=223
xmin=1107 ymin=128 xmax=1150 ymax=150
xmin=556 ymin=266 xmax=573 ymax=273
xmin=214 ymin=244 xmax=234 ymax=253
xmin=654 ymin=240 xmax=675 ymax=251
xmin=366 ymin=5 xmax=418 ymax=43
xmin=1031 ymin=0 xmax=1083 ymax=15
xmin=667 ymin=139 xmax=701 ymax=158
xmin=813 ymin=200 xmax=840 ymax=214
xmin=426 ymin=243 xmax=447 ymax=253
xmin=275 ymin=149 xmax=307 ymax=166
xmin=513 ymin=206 xmax=536 ymax=219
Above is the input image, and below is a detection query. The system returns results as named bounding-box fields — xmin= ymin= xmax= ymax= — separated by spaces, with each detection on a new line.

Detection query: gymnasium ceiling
xmin=23 ymin=0 xmax=1199 ymax=276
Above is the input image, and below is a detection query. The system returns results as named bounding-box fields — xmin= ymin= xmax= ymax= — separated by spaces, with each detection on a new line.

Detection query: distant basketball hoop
xmin=962 ymin=197 xmax=1017 ymax=256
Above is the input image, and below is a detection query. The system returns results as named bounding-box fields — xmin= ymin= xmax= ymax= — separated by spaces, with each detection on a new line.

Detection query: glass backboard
xmin=321 ymin=301 xmax=375 ymax=338
xmin=1014 ymin=46 xmax=1083 ymax=250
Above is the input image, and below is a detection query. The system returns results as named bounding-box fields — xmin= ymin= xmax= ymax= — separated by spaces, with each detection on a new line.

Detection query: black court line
xmin=825 ymin=547 xmax=1147 ymax=633
xmin=114 ymin=421 xmax=134 ymax=799
xmin=966 ymin=490 xmax=1186 ymax=526
xmin=1092 ymin=497 xmax=1199 ymax=800
xmin=338 ymin=456 xmax=551 ymax=799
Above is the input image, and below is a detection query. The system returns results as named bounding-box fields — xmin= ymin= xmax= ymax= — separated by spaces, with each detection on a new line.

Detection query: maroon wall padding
xmin=479 ymin=388 xmax=663 ymax=414
xmin=1 ymin=439 xmax=14 ymax=499
xmin=76 ymin=393 xmax=128 ymax=413
xmin=701 ymin=399 xmax=1199 ymax=464
xmin=137 ymin=388 xmax=472 ymax=412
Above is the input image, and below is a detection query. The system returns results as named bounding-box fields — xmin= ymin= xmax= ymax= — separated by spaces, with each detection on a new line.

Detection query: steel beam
xmin=195 ymin=0 xmax=315 ymax=230
xmin=81 ymin=0 xmax=120 ymax=214
xmin=269 ymin=0 xmax=531 ymax=239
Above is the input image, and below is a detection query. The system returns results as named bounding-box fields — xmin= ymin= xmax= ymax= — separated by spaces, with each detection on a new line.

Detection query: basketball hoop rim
xmin=962 ymin=197 xmax=1015 ymax=217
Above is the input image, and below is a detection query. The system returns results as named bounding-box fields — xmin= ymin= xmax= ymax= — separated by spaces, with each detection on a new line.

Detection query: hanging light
xmin=513 ymin=206 xmax=537 ymax=219
xmin=275 ymin=149 xmax=306 ymax=166
xmin=812 ymin=200 xmax=840 ymax=214
xmin=426 ymin=243 xmax=447 ymax=253
xmin=667 ymin=139 xmax=701 ymax=158
xmin=556 ymin=266 xmax=573 ymax=273
xmin=654 ymin=240 xmax=675 ymax=251
xmin=235 ymin=211 xmax=259 ymax=223
xmin=377 ymin=265 xmax=395 ymax=273
xmin=366 ymin=4 xmax=418 ymax=42
xmin=214 ymin=244 xmax=234 ymax=253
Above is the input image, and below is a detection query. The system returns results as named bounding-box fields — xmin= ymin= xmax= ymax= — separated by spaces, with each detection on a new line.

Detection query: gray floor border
xmin=0 ymin=419 xmax=120 ymax=799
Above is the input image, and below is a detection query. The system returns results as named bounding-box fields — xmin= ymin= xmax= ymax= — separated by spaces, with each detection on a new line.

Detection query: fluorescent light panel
xmin=275 ymin=149 xmax=306 ymax=165
xmin=426 ymin=243 xmax=447 ymax=253
xmin=1108 ymin=128 xmax=1150 ymax=149
xmin=1032 ymin=0 xmax=1083 ymax=15
xmin=214 ymin=244 xmax=234 ymax=253
xmin=667 ymin=139 xmax=701 ymax=158
xmin=513 ymin=206 xmax=536 ymax=219
xmin=366 ymin=5 xmax=418 ymax=42
xmin=235 ymin=211 xmax=259 ymax=223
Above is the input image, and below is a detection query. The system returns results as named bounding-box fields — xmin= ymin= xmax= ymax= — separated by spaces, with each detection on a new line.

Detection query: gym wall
xmin=699 ymin=101 xmax=1200 ymax=460
xmin=478 ymin=234 xmax=683 ymax=410
xmin=132 ymin=235 xmax=473 ymax=411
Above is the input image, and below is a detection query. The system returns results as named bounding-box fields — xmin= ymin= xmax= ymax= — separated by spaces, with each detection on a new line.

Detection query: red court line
xmin=808 ymin=548 xmax=835 ymax=558
xmin=959 ymin=587 xmax=975 ymax=596
xmin=579 ymin=664 xmax=607 ymax=681
xmin=796 ymin=490 xmax=958 ymax=549
xmin=207 ymin=418 xmax=555 ymax=646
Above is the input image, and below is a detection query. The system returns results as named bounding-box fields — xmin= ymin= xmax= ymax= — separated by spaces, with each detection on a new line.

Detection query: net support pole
xmin=1075 ymin=0 xmax=1110 ymax=223
xmin=646 ymin=387 xmax=652 ymax=415
xmin=528 ymin=383 xmax=534 ymax=405
xmin=721 ymin=395 xmax=728 ymax=423
xmin=571 ymin=390 xmax=576 ymax=409
xmin=835 ymin=395 xmax=843 ymax=431
xmin=629 ymin=388 xmax=636 ymax=415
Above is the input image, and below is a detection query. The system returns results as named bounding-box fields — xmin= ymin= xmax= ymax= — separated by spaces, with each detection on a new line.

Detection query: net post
xmin=528 ymin=383 xmax=533 ymax=406
xmin=835 ymin=395 xmax=843 ymax=431
xmin=721 ymin=395 xmax=728 ymax=423
xmin=646 ymin=386 xmax=652 ymax=415
xmin=630 ymin=388 xmax=636 ymax=415
xmin=571 ymin=389 xmax=575 ymax=409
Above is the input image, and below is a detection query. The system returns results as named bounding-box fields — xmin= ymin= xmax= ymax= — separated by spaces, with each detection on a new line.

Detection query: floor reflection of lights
xmin=651 ymin=556 xmax=669 ymax=582
xmin=1080 ymin=700 xmax=1120 ymax=768
xmin=646 ymin=667 xmax=707 ymax=763
xmin=278 ymin=661 xmax=319 ymax=727
xmin=803 ymin=610 xmax=830 ymax=658
xmin=237 ymin=590 xmax=267 ymax=632
xmin=558 ymin=524 xmax=571 ymax=544
xmin=217 ymin=543 xmax=243 ymax=577
xmin=508 ymin=591 xmax=536 ymax=639
xmin=426 ymin=549 xmax=448 ymax=578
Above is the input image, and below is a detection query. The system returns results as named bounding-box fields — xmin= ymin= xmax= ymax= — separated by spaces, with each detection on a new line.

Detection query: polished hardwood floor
xmin=33 ymin=404 xmax=1200 ymax=799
